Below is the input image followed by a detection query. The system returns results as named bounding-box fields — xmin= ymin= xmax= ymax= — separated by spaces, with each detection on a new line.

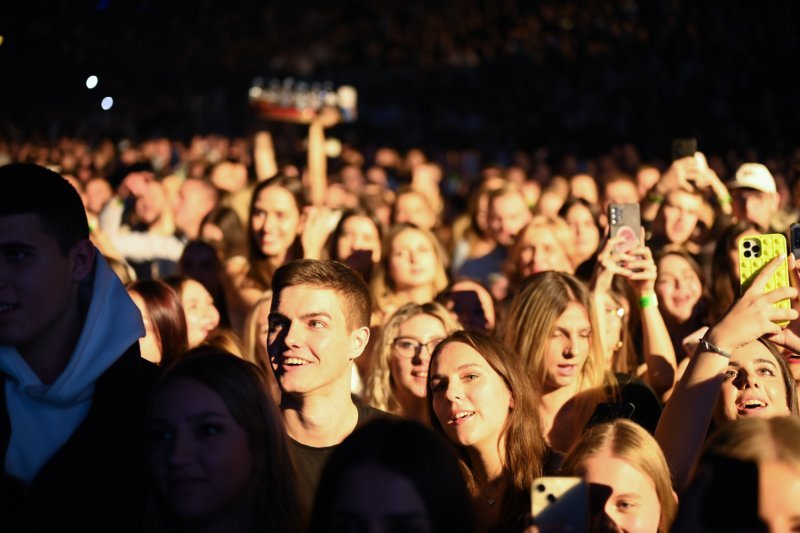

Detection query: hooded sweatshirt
xmin=0 ymin=253 xmax=144 ymax=483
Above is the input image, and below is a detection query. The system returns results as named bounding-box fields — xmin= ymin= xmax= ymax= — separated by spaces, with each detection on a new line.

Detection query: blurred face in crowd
xmin=128 ymin=290 xmax=162 ymax=364
xmin=391 ymin=314 xmax=447 ymax=400
xmin=389 ymin=228 xmax=437 ymax=291
xmin=181 ymin=279 xmax=220 ymax=348
xmin=337 ymin=215 xmax=381 ymax=263
xmin=251 ymin=185 xmax=303 ymax=262
xmin=636 ymin=167 xmax=661 ymax=200
xmin=732 ymin=188 xmax=777 ymax=232
xmin=581 ymin=451 xmax=663 ymax=532
xmin=394 ymin=191 xmax=436 ymax=230
xmin=135 ymin=181 xmax=168 ymax=226
xmin=173 ymin=179 xmax=216 ymax=239
xmin=544 ymin=301 xmax=592 ymax=392
xmin=429 ymin=342 xmax=513 ymax=452
xmin=714 ymin=342 xmax=791 ymax=425
xmin=661 ymin=190 xmax=702 ymax=245
xmin=655 ymin=254 xmax=702 ymax=324
xmin=149 ymin=377 xmax=258 ymax=523
xmin=603 ymin=180 xmax=639 ymax=215
xmin=514 ymin=225 xmax=573 ymax=279
xmin=85 ymin=178 xmax=113 ymax=215
xmin=565 ymin=203 xmax=601 ymax=264
xmin=488 ymin=191 xmax=532 ymax=248
xmin=570 ymin=174 xmax=599 ymax=205
xmin=328 ymin=464 xmax=433 ymax=533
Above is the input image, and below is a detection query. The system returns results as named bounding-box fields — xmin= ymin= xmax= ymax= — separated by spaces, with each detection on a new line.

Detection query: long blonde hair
xmin=370 ymin=223 xmax=449 ymax=314
xmin=561 ymin=419 xmax=677 ymax=532
xmin=502 ymin=271 xmax=613 ymax=428
xmin=364 ymin=302 xmax=461 ymax=414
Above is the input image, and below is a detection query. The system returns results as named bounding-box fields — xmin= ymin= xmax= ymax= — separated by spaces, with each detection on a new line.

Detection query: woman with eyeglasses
xmin=364 ymin=302 xmax=461 ymax=424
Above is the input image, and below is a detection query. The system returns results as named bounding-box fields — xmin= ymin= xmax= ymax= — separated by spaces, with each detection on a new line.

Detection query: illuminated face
xmin=713 ymin=341 xmax=791 ymax=424
xmin=603 ymin=181 xmax=639 ymax=212
xmin=655 ymin=254 xmax=702 ymax=324
xmin=250 ymin=186 xmax=302 ymax=261
xmin=337 ymin=215 xmax=381 ymax=263
xmin=181 ymin=279 xmax=220 ymax=348
xmin=565 ymin=203 xmax=600 ymax=264
xmin=544 ymin=302 xmax=592 ymax=391
xmin=732 ymin=189 xmax=777 ymax=232
xmin=135 ymin=181 xmax=167 ymax=226
xmin=129 ymin=290 xmax=162 ymax=364
xmin=429 ymin=342 xmax=513 ymax=452
xmin=394 ymin=192 xmax=436 ymax=230
xmin=570 ymin=174 xmax=599 ymax=205
xmin=388 ymin=229 xmax=438 ymax=291
xmin=661 ymin=190 xmax=702 ymax=245
xmin=149 ymin=378 xmax=257 ymax=522
xmin=390 ymin=314 xmax=448 ymax=399
xmin=581 ymin=453 xmax=662 ymax=533
xmin=488 ymin=192 xmax=532 ymax=247
xmin=268 ymin=285 xmax=367 ymax=398
xmin=515 ymin=227 xmax=573 ymax=278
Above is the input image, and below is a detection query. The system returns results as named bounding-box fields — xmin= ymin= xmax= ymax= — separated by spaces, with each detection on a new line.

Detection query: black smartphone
xmin=790 ymin=223 xmax=800 ymax=260
xmin=607 ymin=203 xmax=641 ymax=254
xmin=586 ymin=402 xmax=636 ymax=429
xmin=671 ymin=137 xmax=698 ymax=161
xmin=449 ymin=290 xmax=488 ymax=331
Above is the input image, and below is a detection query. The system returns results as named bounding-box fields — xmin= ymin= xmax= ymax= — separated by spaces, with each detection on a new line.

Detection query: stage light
xmin=101 ymin=96 xmax=114 ymax=110
xmin=86 ymin=75 xmax=98 ymax=89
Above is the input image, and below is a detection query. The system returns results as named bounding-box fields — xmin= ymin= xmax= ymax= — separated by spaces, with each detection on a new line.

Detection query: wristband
xmin=718 ymin=194 xmax=732 ymax=206
xmin=698 ymin=336 xmax=732 ymax=359
xmin=647 ymin=192 xmax=664 ymax=204
xmin=638 ymin=293 xmax=658 ymax=309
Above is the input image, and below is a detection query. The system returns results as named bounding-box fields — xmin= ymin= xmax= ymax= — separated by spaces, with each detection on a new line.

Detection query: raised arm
xmin=655 ymin=255 xmax=798 ymax=491
xmin=306 ymin=107 xmax=340 ymax=206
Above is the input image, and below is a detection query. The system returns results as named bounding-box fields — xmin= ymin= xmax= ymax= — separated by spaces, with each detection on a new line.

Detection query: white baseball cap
xmin=728 ymin=163 xmax=777 ymax=194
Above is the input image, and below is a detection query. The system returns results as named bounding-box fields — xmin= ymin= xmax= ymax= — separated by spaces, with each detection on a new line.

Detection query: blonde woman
xmin=370 ymin=223 xmax=450 ymax=324
xmin=505 ymin=216 xmax=576 ymax=289
xmin=364 ymin=302 xmax=461 ymax=424
xmin=503 ymin=272 xmax=661 ymax=454
xmin=560 ymin=419 xmax=677 ymax=532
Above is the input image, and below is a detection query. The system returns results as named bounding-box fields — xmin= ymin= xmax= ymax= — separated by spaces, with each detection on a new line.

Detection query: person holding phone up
xmin=656 ymin=254 xmax=800 ymax=492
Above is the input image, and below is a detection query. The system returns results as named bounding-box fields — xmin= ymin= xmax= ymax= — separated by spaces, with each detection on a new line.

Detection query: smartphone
xmin=586 ymin=402 xmax=636 ymax=429
xmin=608 ymin=203 xmax=641 ymax=254
xmin=738 ymin=233 xmax=791 ymax=326
xmin=790 ymin=223 xmax=800 ymax=260
xmin=449 ymin=290 xmax=488 ymax=331
xmin=671 ymin=137 xmax=698 ymax=161
xmin=531 ymin=476 xmax=589 ymax=532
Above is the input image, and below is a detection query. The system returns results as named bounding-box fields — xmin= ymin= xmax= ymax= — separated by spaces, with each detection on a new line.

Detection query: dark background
xmin=2 ymin=0 xmax=799 ymax=163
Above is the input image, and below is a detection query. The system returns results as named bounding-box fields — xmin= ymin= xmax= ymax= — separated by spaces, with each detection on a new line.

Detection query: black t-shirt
xmin=290 ymin=403 xmax=387 ymax=508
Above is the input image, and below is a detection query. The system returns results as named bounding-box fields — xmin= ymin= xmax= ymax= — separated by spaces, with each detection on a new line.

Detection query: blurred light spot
xmin=101 ymin=97 xmax=114 ymax=110
xmin=86 ymin=75 xmax=98 ymax=89
xmin=0 ymin=35 xmax=4 ymax=47
xmin=96 ymin=0 xmax=110 ymax=11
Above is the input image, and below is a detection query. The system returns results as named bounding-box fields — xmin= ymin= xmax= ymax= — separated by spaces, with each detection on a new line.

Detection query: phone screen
xmin=671 ymin=137 xmax=698 ymax=161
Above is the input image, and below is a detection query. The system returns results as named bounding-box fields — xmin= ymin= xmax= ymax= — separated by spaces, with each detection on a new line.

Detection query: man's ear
xmin=350 ymin=326 xmax=371 ymax=359
xmin=69 ymin=240 xmax=96 ymax=282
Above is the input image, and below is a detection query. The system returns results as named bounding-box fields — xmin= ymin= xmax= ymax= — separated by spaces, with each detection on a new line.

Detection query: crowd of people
xmin=2 ymin=115 xmax=800 ymax=532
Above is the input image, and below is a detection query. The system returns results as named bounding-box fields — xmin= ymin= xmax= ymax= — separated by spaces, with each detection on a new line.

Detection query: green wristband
xmin=718 ymin=194 xmax=732 ymax=206
xmin=639 ymin=293 xmax=658 ymax=309
xmin=647 ymin=192 xmax=664 ymax=204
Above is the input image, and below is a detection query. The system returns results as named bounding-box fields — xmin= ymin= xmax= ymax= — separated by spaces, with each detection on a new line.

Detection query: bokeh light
xmin=101 ymin=96 xmax=114 ymax=110
xmin=86 ymin=75 xmax=98 ymax=89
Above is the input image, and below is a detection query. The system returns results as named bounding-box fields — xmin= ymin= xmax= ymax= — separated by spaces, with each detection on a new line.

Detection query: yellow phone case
xmin=738 ymin=233 xmax=791 ymax=326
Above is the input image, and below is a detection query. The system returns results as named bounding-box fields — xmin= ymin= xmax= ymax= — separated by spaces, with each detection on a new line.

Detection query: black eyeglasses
xmin=391 ymin=337 xmax=443 ymax=359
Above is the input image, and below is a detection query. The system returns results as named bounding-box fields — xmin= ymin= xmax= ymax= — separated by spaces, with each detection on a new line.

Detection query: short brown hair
xmin=271 ymin=259 xmax=371 ymax=330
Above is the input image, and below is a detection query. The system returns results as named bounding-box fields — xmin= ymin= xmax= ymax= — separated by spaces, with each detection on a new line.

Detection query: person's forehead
xmin=0 ymin=213 xmax=50 ymax=243
xmin=273 ymin=284 xmax=348 ymax=316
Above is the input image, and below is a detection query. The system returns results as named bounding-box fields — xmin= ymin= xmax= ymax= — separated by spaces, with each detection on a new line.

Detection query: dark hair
xmin=327 ymin=207 xmax=384 ymax=261
xmin=246 ymin=174 xmax=308 ymax=289
xmin=0 ymin=163 xmax=88 ymax=254
xmin=272 ymin=259 xmax=371 ymax=330
xmin=200 ymin=206 xmax=247 ymax=260
xmin=427 ymin=330 xmax=545 ymax=528
xmin=309 ymin=418 xmax=475 ymax=533
xmin=146 ymin=352 xmax=305 ymax=532
xmin=558 ymin=197 xmax=602 ymax=232
xmin=127 ymin=279 xmax=189 ymax=367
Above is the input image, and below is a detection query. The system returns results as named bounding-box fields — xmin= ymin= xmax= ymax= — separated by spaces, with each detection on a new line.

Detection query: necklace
xmin=483 ymin=476 xmax=504 ymax=507
xmin=487 ymin=496 xmax=497 ymax=506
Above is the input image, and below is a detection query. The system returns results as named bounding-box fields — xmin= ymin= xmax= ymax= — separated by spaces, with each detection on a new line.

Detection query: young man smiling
xmin=267 ymin=259 xmax=386 ymax=505
xmin=0 ymin=163 xmax=156 ymax=531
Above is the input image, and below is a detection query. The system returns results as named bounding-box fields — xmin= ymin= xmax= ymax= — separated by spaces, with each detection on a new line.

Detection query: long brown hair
xmin=427 ymin=330 xmax=545 ymax=528
xmin=502 ymin=272 xmax=614 ymax=437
